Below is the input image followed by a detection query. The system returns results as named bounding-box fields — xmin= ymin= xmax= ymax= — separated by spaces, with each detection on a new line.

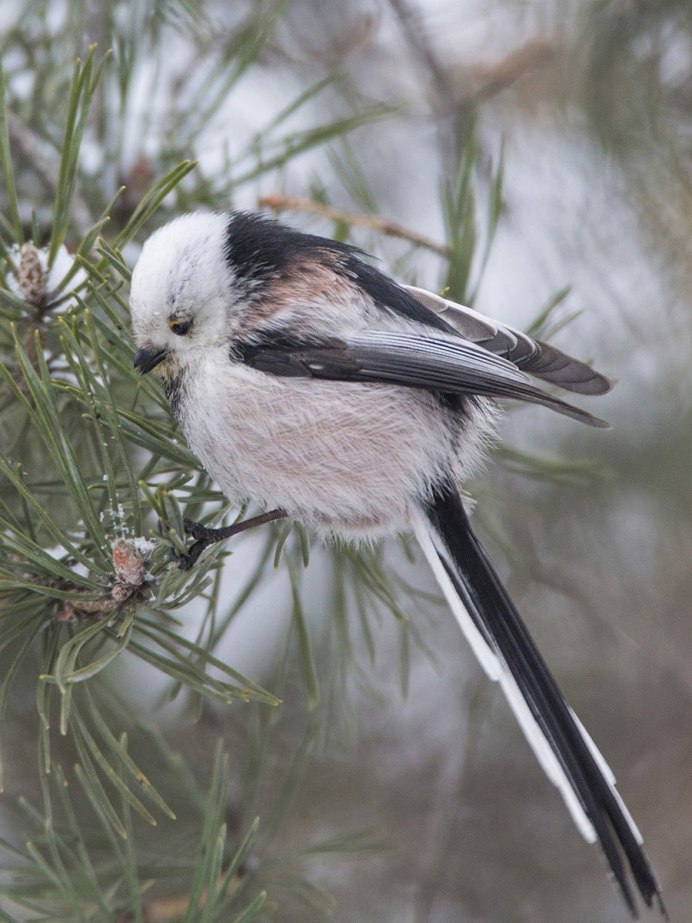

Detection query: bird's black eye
xmin=170 ymin=318 xmax=192 ymax=336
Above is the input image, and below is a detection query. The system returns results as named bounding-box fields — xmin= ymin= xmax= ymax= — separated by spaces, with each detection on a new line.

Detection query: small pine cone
xmin=18 ymin=242 xmax=47 ymax=307
xmin=112 ymin=537 xmax=147 ymax=587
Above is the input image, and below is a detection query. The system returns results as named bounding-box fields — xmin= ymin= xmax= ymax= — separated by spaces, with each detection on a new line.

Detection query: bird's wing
xmin=235 ymin=328 xmax=609 ymax=428
xmin=404 ymin=285 xmax=612 ymax=396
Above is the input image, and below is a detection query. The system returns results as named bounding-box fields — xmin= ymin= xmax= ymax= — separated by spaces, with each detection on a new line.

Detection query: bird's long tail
xmin=410 ymin=481 xmax=665 ymax=918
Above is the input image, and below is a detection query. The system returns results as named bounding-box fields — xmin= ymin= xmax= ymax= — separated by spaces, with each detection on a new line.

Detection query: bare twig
xmin=471 ymin=40 xmax=556 ymax=102
xmin=258 ymin=193 xmax=453 ymax=259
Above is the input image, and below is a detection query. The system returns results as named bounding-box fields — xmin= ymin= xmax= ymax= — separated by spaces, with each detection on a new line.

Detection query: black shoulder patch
xmin=224 ymin=211 xmax=358 ymax=288
xmin=225 ymin=211 xmax=456 ymax=335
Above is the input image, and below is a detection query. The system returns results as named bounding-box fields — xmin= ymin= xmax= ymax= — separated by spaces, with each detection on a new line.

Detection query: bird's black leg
xmin=173 ymin=508 xmax=288 ymax=570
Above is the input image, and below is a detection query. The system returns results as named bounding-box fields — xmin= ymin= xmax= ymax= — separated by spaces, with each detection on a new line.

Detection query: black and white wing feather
xmin=405 ymin=285 xmax=612 ymax=395
xmin=237 ymin=328 xmax=610 ymax=428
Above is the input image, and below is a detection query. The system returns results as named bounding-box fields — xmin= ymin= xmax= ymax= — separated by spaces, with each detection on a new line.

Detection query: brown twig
xmin=471 ymin=40 xmax=557 ymax=102
xmin=258 ymin=194 xmax=453 ymax=259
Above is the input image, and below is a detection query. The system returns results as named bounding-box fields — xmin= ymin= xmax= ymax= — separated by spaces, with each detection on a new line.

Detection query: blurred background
xmin=1 ymin=1 xmax=691 ymax=921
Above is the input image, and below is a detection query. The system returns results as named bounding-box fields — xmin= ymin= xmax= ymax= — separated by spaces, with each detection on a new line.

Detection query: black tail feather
xmin=423 ymin=481 xmax=665 ymax=918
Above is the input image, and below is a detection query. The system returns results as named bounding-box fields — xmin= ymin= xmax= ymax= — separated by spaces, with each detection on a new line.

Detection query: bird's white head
xmin=130 ymin=211 xmax=236 ymax=374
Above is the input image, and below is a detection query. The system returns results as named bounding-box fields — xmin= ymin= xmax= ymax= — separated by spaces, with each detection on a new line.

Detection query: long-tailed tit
xmin=129 ymin=210 xmax=664 ymax=917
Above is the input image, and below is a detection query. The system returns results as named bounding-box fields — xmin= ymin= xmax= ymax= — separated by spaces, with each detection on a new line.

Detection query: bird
xmin=129 ymin=209 xmax=665 ymax=918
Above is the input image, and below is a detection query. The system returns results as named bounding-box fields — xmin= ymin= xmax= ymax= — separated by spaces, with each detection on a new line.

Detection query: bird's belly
xmin=178 ymin=359 xmax=485 ymax=538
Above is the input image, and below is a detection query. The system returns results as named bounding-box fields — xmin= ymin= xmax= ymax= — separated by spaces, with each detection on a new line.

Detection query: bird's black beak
xmin=133 ymin=345 xmax=167 ymax=375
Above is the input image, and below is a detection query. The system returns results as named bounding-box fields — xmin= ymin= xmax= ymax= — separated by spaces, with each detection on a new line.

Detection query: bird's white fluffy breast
xmin=174 ymin=349 xmax=496 ymax=538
